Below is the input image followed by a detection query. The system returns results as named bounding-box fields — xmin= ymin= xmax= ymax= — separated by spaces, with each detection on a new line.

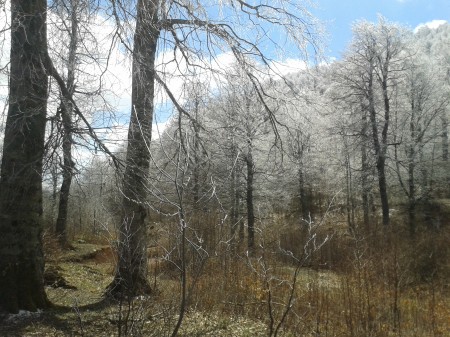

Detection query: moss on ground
xmin=0 ymin=242 xmax=269 ymax=337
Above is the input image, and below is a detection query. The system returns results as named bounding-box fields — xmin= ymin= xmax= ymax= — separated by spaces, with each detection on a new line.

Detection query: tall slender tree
xmin=393 ymin=51 xmax=448 ymax=234
xmin=54 ymin=0 xmax=82 ymax=247
xmin=344 ymin=18 xmax=407 ymax=226
xmin=107 ymin=0 xmax=159 ymax=297
xmin=214 ymin=66 xmax=275 ymax=254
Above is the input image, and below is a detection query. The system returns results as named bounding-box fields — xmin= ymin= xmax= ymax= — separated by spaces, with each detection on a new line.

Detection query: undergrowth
xmin=1 ymin=214 xmax=449 ymax=336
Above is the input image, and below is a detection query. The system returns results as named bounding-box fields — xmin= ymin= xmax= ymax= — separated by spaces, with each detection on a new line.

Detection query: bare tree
xmin=393 ymin=51 xmax=448 ymax=234
xmin=107 ymin=0 xmax=159 ymax=297
xmin=288 ymin=128 xmax=313 ymax=222
xmin=0 ymin=0 xmax=122 ymax=313
xmin=107 ymin=0 xmax=322 ymax=296
xmin=212 ymin=65 xmax=277 ymax=254
xmin=340 ymin=18 xmax=407 ymax=226
xmin=46 ymin=0 xmax=124 ymax=245
xmin=52 ymin=0 xmax=82 ymax=247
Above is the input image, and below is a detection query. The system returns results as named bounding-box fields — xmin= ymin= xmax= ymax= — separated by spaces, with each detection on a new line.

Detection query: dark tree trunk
xmin=51 ymin=163 xmax=58 ymax=220
xmin=378 ymin=69 xmax=391 ymax=227
xmin=408 ymin=161 xmax=416 ymax=236
xmin=440 ymin=113 xmax=449 ymax=197
xmin=442 ymin=112 xmax=449 ymax=162
xmin=361 ymin=105 xmax=370 ymax=230
xmin=368 ymin=66 xmax=390 ymax=226
xmin=345 ymin=151 xmax=355 ymax=232
xmin=229 ymin=143 xmax=240 ymax=249
xmin=0 ymin=0 xmax=50 ymax=313
xmin=55 ymin=104 xmax=74 ymax=247
xmin=293 ymin=131 xmax=311 ymax=222
xmin=376 ymin=156 xmax=390 ymax=227
xmin=299 ymin=166 xmax=309 ymax=221
xmin=407 ymin=98 xmax=418 ymax=236
xmin=192 ymin=105 xmax=201 ymax=209
xmin=107 ymin=0 xmax=159 ymax=298
xmin=246 ymin=146 xmax=255 ymax=255
xmin=55 ymin=0 xmax=79 ymax=247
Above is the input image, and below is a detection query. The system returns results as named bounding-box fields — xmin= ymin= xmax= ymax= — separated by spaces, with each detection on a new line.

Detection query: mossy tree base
xmin=105 ymin=273 xmax=152 ymax=299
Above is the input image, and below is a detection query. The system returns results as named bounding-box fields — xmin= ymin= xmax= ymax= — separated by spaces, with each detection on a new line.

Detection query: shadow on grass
xmin=0 ymin=297 xmax=118 ymax=336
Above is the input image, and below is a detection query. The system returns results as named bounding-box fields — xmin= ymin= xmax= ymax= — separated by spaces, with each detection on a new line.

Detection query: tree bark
xmin=107 ymin=0 xmax=159 ymax=298
xmin=0 ymin=0 xmax=50 ymax=313
xmin=55 ymin=0 xmax=78 ymax=247
xmin=229 ymin=143 xmax=240 ymax=249
xmin=441 ymin=109 xmax=449 ymax=162
xmin=368 ymin=64 xmax=390 ymax=226
xmin=407 ymin=97 xmax=418 ymax=235
xmin=345 ymin=149 xmax=355 ymax=232
xmin=299 ymin=165 xmax=309 ymax=221
xmin=407 ymin=167 xmax=416 ymax=236
xmin=192 ymin=103 xmax=201 ymax=208
xmin=378 ymin=65 xmax=391 ymax=227
xmin=440 ymin=111 xmax=449 ymax=197
xmin=376 ymin=156 xmax=390 ymax=227
xmin=361 ymin=106 xmax=370 ymax=230
xmin=246 ymin=144 xmax=255 ymax=255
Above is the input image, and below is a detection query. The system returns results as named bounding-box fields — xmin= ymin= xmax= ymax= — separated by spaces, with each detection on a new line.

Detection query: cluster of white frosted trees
xmin=144 ymin=18 xmax=449 ymax=246
xmin=327 ymin=19 xmax=450 ymax=234
xmin=0 ymin=0 xmax=321 ymax=314
xmin=0 ymin=0 xmax=447 ymax=316
xmin=42 ymin=18 xmax=449 ymax=268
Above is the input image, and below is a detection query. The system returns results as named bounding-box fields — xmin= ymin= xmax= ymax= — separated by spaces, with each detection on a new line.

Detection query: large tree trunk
xmin=0 ymin=0 xmax=50 ymax=313
xmin=107 ymin=0 xmax=159 ymax=298
xmin=55 ymin=0 xmax=78 ymax=246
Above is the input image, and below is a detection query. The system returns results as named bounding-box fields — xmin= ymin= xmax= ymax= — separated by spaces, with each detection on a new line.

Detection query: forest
xmin=0 ymin=0 xmax=449 ymax=336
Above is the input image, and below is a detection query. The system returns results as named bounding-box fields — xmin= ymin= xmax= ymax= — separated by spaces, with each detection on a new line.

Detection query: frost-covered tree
xmin=107 ymin=0 xmax=322 ymax=297
xmin=339 ymin=18 xmax=409 ymax=226
xmin=393 ymin=38 xmax=449 ymax=234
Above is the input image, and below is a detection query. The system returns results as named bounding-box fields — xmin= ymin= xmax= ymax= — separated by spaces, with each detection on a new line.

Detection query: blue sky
xmin=2 ymin=0 xmax=449 ymax=145
xmin=313 ymin=0 xmax=450 ymax=58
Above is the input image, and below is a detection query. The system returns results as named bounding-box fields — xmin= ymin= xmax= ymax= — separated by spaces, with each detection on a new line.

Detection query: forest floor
xmin=0 ymin=242 xmax=272 ymax=336
xmin=1 ymin=221 xmax=449 ymax=336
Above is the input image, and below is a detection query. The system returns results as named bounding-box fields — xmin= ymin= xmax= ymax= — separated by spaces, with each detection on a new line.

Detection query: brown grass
xmin=2 ymin=213 xmax=449 ymax=336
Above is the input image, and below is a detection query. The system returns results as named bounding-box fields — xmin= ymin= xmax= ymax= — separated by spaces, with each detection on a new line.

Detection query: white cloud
xmin=1 ymin=2 xmax=309 ymax=162
xmin=268 ymin=58 xmax=308 ymax=78
xmin=414 ymin=20 xmax=447 ymax=33
xmin=151 ymin=118 xmax=172 ymax=140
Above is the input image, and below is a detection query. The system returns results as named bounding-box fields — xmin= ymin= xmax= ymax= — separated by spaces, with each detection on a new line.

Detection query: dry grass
xmin=1 ymin=215 xmax=449 ymax=336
